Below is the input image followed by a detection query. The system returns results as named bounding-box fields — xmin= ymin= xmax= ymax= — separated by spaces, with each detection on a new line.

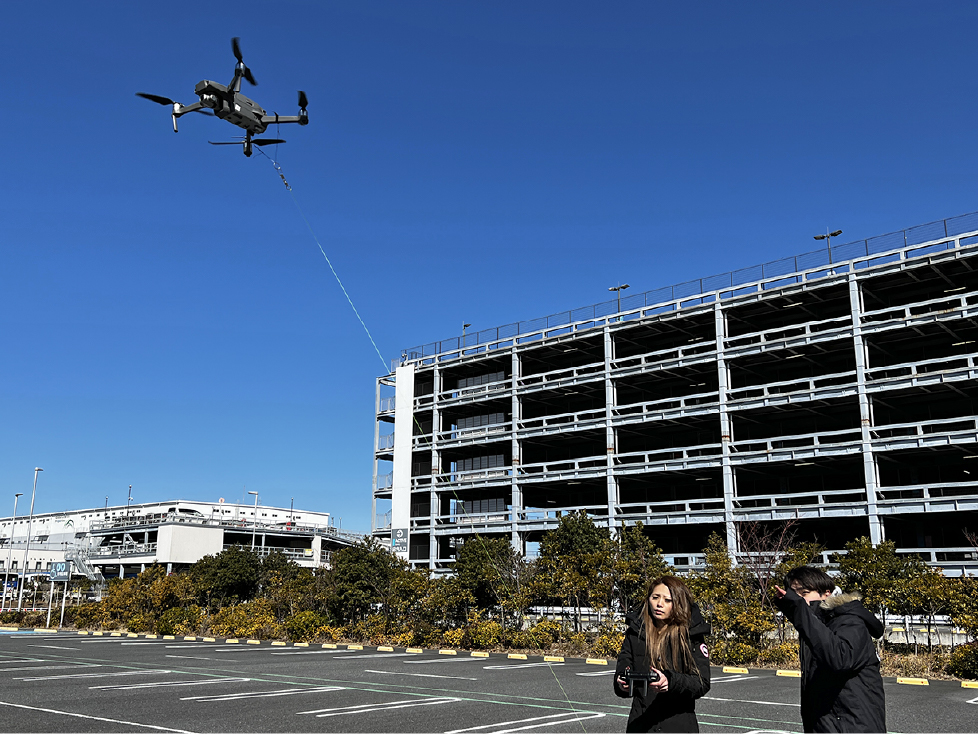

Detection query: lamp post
xmin=814 ymin=229 xmax=842 ymax=264
xmin=290 ymin=497 xmax=294 ymax=526
xmin=104 ymin=496 xmax=108 ymax=515
xmin=609 ymin=283 xmax=630 ymax=315
xmin=248 ymin=491 xmax=259 ymax=550
xmin=461 ymin=323 xmax=471 ymax=347
xmin=127 ymin=485 xmax=133 ymax=516
xmin=17 ymin=468 xmax=42 ymax=612
xmin=3 ymin=493 xmax=23 ymax=611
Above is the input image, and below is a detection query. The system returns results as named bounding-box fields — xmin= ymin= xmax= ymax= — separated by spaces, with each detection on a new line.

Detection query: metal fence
xmin=396 ymin=210 xmax=978 ymax=369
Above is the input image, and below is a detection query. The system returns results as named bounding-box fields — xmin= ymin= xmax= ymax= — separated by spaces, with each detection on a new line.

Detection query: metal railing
xmin=397 ymin=211 xmax=978 ymax=367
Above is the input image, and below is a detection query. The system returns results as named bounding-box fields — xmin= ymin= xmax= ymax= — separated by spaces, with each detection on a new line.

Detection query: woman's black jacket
xmin=774 ymin=589 xmax=886 ymax=733
xmin=613 ymin=604 xmax=712 ymax=733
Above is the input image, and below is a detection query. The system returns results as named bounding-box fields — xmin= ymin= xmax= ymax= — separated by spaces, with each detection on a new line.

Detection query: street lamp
xmin=17 ymin=468 xmax=42 ymax=612
xmin=814 ymin=229 xmax=843 ymax=264
xmin=127 ymin=485 xmax=133 ymax=516
xmin=3 ymin=493 xmax=23 ymax=611
xmin=248 ymin=491 xmax=259 ymax=550
xmin=461 ymin=323 xmax=471 ymax=347
xmin=609 ymin=283 xmax=630 ymax=314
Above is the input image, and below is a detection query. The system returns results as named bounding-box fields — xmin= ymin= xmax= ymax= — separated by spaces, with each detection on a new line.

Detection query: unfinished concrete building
xmin=373 ymin=212 xmax=978 ymax=575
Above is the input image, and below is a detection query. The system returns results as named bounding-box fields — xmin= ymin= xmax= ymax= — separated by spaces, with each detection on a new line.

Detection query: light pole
xmin=127 ymin=485 xmax=133 ymax=516
xmin=609 ymin=283 xmax=630 ymax=314
xmin=814 ymin=229 xmax=842 ymax=264
xmin=17 ymin=468 xmax=42 ymax=612
xmin=461 ymin=323 xmax=471 ymax=347
xmin=290 ymin=497 xmax=294 ymax=526
xmin=104 ymin=496 xmax=108 ymax=515
xmin=3 ymin=493 xmax=23 ymax=611
xmin=248 ymin=491 xmax=259 ymax=550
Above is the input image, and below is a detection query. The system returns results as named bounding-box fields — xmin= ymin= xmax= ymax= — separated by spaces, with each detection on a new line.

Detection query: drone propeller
xmin=298 ymin=90 xmax=308 ymax=110
xmin=253 ymin=139 xmax=286 ymax=146
xmin=136 ymin=93 xmax=175 ymax=106
xmin=231 ymin=37 xmax=257 ymax=86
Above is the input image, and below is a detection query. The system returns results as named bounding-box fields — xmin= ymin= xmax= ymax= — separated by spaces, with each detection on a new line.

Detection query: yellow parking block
xmin=508 ymin=653 xmax=527 ymax=660
xmin=406 ymin=647 xmax=424 ymax=653
xmin=439 ymin=649 xmax=457 ymax=655
xmin=294 ymin=642 xmax=309 ymax=647
xmin=163 ymin=635 xmax=175 ymax=640
xmin=0 ymin=627 xmax=18 ymax=632
xmin=892 ymin=627 xmax=905 ymax=632
xmin=471 ymin=651 xmax=489 ymax=658
xmin=586 ymin=658 xmax=609 ymax=665
xmin=110 ymin=632 xmax=123 ymax=637
xmin=183 ymin=636 xmax=196 ymax=641
xmin=961 ymin=681 xmax=978 ymax=689
xmin=93 ymin=631 xmax=104 ymax=636
xmin=144 ymin=634 xmax=158 ymax=639
xmin=897 ymin=677 xmax=929 ymax=686
xmin=202 ymin=637 xmax=216 ymax=642
xmin=544 ymin=656 xmax=564 ymax=663
xmin=271 ymin=641 xmax=286 ymax=646
xmin=322 ymin=643 xmax=337 ymax=649
xmin=247 ymin=639 xmax=261 ymax=645
xmin=76 ymin=631 xmax=89 ymax=635
xmin=723 ymin=666 xmax=749 ymax=674
xmin=347 ymin=644 xmax=363 ymax=650
xmin=777 ymin=670 xmax=801 ymax=678
xmin=226 ymin=639 xmax=239 ymax=644
xmin=127 ymin=633 xmax=138 ymax=638
xmin=378 ymin=646 xmax=394 ymax=652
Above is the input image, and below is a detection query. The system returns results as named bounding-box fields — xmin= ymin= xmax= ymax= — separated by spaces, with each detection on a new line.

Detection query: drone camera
xmin=623 ymin=670 xmax=660 ymax=697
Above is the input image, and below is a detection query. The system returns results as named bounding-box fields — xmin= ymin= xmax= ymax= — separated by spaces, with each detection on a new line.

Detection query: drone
xmin=137 ymin=38 xmax=308 ymax=157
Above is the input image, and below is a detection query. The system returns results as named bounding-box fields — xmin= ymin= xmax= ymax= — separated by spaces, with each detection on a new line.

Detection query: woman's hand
xmin=616 ymin=667 xmax=630 ymax=693
xmin=649 ymin=667 xmax=668 ymax=692
xmin=773 ymin=585 xmax=787 ymax=599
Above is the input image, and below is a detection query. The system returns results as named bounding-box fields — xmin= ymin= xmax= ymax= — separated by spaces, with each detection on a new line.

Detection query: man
xmin=773 ymin=566 xmax=886 ymax=733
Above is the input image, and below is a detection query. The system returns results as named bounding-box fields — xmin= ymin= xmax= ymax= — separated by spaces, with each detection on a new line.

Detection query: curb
xmin=897 ymin=677 xmax=929 ymax=686
xmin=722 ymin=666 xmax=749 ymax=674
xmin=776 ymin=670 xmax=801 ymax=677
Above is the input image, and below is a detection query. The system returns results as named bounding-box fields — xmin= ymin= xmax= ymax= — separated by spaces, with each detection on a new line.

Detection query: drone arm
xmin=173 ymin=101 xmax=206 ymax=118
xmin=260 ymin=113 xmax=309 ymax=126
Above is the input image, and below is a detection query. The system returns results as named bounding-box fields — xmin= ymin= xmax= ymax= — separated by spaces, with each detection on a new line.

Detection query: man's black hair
xmin=783 ymin=566 xmax=835 ymax=594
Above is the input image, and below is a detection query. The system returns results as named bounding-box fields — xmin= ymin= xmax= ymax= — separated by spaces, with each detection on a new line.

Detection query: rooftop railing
xmin=395 ymin=210 xmax=978 ymax=370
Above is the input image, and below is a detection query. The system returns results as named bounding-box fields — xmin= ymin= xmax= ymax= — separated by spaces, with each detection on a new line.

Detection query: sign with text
xmin=50 ymin=561 xmax=72 ymax=582
xmin=391 ymin=528 xmax=408 ymax=554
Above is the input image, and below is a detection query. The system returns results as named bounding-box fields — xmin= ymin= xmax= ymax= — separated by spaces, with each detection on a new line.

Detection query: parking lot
xmin=1 ymin=630 xmax=976 ymax=732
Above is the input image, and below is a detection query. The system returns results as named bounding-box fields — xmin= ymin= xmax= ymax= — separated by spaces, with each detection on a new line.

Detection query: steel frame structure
xmin=374 ymin=220 xmax=978 ymax=575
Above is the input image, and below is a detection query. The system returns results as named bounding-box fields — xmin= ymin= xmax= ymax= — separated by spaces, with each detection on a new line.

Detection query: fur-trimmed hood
xmin=818 ymin=591 xmax=885 ymax=639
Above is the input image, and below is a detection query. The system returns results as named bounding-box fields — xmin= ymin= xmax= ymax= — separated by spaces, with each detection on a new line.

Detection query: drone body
xmin=138 ymin=38 xmax=308 ymax=157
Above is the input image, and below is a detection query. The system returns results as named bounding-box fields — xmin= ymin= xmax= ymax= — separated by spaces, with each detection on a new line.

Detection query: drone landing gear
xmin=208 ymin=132 xmax=285 ymax=157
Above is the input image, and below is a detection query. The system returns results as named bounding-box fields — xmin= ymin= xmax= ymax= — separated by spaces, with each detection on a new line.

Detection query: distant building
xmin=0 ymin=499 xmax=363 ymax=593
xmin=374 ymin=212 xmax=978 ymax=576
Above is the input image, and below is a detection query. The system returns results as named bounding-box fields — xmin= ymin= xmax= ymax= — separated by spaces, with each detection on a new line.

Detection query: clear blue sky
xmin=3 ymin=2 xmax=978 ymax=532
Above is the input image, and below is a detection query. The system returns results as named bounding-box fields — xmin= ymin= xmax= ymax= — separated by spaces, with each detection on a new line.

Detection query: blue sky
xmin=3 ymin=2 xmax=978 ymax=532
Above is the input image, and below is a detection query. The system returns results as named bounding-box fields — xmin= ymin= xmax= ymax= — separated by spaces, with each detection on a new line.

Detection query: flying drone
xmin=137 ymin=38 xmax=308 ymax=157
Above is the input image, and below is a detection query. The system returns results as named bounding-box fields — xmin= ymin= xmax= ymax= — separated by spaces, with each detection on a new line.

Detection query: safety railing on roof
xmin=395 ymin=210 xmax=978 ymax=369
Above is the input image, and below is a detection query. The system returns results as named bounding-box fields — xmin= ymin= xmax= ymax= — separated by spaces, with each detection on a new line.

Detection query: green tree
xmin=189 ymin=546 xmax=262 ymax=610
xmin=326 ymin=537 xmax=406 ymax=623
xmin=609 ymin=522 xmax=672 ymax=614
xmin=452 ymin=535 xmax=533 ymax=627
xmin=533 ymin=510 xmax=612 ymax=632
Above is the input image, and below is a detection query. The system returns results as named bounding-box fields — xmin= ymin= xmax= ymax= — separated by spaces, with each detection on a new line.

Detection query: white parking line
xmin=576 ymin=670 xmax=615 ymax=677
xmin=181 ymin=685 xmax=345 ymax=702
xmin=298 ymin=697 xmax=460 ymax=717
xmin=0 ymin=659 xmax=44 ymax=664
xmin=269 ymin=650 xmax=363 ymax=656
xmin=28 ymin=645 xmax=79 ymax=650
xmin=405 ymin=657 xmax=482 ymax=665
xmin=90 ymin=677 xmax=251 ymax=691
xmin=0 ymin=664 xmax=100 ymax=672
xmin=16 ymin=669 xmax=172 ymax=682
xmin=0 ymin=700 xmax=192 ymax=733
xmin=704 ymin=696 xmax=800 ymax=707
xmin=711 ymin=675 xmax=761 ymax=683
xmin=166 ymin=655 xmax=214 ymax=661
xmin=446 ymin=711 xmax=606 ymax=733
xmin=365 ymin=669 xmax=478 ymax=681
xmin=483 ymin=663 xmax=564 ymax=670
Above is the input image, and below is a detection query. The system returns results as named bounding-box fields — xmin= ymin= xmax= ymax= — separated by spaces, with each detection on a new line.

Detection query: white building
xmin=0 ymin=499 xmax=363 ymax=596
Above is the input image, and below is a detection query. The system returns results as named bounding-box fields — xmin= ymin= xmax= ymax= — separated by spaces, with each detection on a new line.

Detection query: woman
xmin=614 ymin=575 xmax=712 ymax=732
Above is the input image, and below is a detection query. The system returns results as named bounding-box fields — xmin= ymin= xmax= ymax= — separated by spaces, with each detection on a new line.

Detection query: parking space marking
xmin=445 ymin=711 xmax=606 ymax=733
xmin=365 ymin=668 xmax=478 ymax=681
xmin=705 ymin=695 xmax=800 ymax=708
xmin=180 ymin=685 xmax=346 ymax=702
xmin=0 ymin=700 xmax=193 ymax=733
xmin=0 ymin=664 xmax=100 ymax=672
xmin=298 ymin=696 xmax=461 ymax=717
xmin=483 ymin=663 xmax=565 ymax=670
xmin=15 ymin=669 xmax=172 ymax=682
xmin=576 ymin=670 xmax=615 ymax=677
xmin=269 ymin=649 xmax=360 ymax=656
xmin=90 ymin=676 xmax=251 ymax=691
xmin=28 ymin=644 xmax=79 ymax=650
xmin=967 ymin=695 xmax=978 ymax=705
xmin=711 ymin=675 xmax=761 ymax=683
xmin=166 ymin=655 xmax=214 ymax=661
xmin=0 ymin=659 xmax=44 ymax=664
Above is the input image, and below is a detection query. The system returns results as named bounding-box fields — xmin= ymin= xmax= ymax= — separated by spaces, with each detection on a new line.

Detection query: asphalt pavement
xmin=0 ymin=630 xmax=975 ymax=733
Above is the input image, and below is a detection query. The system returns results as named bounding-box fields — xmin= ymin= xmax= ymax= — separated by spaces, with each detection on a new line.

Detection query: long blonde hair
xmin=640 ymin=575 xmax=700 ymax=675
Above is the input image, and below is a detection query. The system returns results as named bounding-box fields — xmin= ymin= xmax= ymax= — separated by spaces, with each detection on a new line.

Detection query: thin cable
xmin=256 ymin=148 xmax=389 ymax=375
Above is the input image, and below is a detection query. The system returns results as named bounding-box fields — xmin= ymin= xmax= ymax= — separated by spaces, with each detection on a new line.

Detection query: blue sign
xmin=50 ymin=561 xmax=72 ymax=582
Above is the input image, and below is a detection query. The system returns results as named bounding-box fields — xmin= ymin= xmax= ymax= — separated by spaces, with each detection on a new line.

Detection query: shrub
xmin=284 ymin=611 xmax=326 ymax=642
xmin=125 ymin=612 xmax=155 ymax=633
xmin=209 ymin=599 xmax=281 ymax=639
xmin=442 ymin=628 xmax=466 ymax=648
xmin=758 ymin=643 xmax=798 ymax=667
xmin=468 ymin=618 xmax=501 ymax=649
xmin=948 ymin=643 xmax=978 ymax=680
xmin=156 ymin=606 xmax=204 ymax=636
xmin=528 ymin=618 xmax=564 ymax=648
xmin=21 ymin=610 xmax=46 ymax=628
xmin=0 ymin=611 xmax=21 ymax=624
xmin=589 ymin=624 xmax=625 ymax=658
xmin=502 ymin=628 xmax=536 ymax=649
xmin=348 ymin=615 xmax=387 ymax=645
xmin=715 ymin=641 xmax=759 ymax=666
xmin=315 ymin=624 xmax=346 ymax=642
